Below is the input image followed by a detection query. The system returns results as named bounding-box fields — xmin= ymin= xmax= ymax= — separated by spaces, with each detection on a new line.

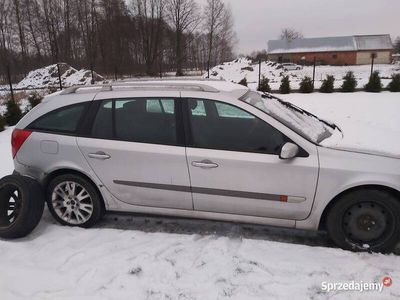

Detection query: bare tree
xmin=0 ymin=0 xmax=12 ymax=55
xmin=131 ymin=0 xmax=165 ymax=75
xmin=12 ymin=0 xmax=27 ymax=59
xmin=166 ymin=0 xmax=199 ymax=76
xmin=216 ymin=4 xmax=235 ymax=64
xmin=203 ymin=0 xmax=235 ymax=72
xmin=395 ymin=36 xmax=400 ymax=54
xmin=1 ymin=0 xmax=236 ymax=81
xmin=280 ymin=28 xmax=303 ymax=42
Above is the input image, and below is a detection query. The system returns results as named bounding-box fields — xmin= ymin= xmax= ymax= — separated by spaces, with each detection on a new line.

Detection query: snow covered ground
xmin=207 ymin=58 xmax=400 ymax=91
xmin=0 ymin=93 xmax=400 ymax=300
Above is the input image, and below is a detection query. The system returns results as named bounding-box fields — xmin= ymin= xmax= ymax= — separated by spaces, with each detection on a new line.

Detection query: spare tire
xmin=0 ymin=175 xmax=45 ymax=239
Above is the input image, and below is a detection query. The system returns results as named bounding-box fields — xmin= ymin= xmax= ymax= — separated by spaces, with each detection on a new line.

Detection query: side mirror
xmin=280 ymin=142 xmax=299 ymax=159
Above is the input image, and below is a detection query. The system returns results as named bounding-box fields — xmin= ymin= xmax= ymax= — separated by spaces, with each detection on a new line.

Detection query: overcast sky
xmin=197 ymin=0 xmax=400 ymax=54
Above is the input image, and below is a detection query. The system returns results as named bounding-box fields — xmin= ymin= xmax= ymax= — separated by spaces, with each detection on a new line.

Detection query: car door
xmin=182 ymin=95 xmax=319 ymax=220
xmin=77 ymin=91 xmax=193 ymax=210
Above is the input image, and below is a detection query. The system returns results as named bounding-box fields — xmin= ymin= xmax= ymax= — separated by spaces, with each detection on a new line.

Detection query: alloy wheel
xmin=51 ymin=181 xmax=94 ymax=225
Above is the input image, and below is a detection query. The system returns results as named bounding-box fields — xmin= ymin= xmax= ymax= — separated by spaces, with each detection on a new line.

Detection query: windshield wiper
xmin=261 ymin=93 xmax=340 ymax=131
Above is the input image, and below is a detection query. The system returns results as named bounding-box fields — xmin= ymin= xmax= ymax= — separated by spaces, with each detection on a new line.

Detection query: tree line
xmin=0 ymin=0 xmax=236 ymax=82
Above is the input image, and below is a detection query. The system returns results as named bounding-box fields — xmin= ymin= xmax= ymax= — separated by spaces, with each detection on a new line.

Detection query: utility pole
xmin=57 ymin=63 xmax=63 ymax=90
xmin=312 ymin=56 xmax=316 ymax=89
xmin=258 ymin=59 xmax=262 ymax=90
xmin=370 ymin=53 xmax=376 ymax=77
xmin=6 ymin=65 xmax=15 ymax=102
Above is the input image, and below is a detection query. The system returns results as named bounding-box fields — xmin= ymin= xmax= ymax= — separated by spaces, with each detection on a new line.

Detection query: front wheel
xmin=327 ymin=189 xmax=400 ymax=253
xmin=46 ymin=174 xmax=104 ymax=228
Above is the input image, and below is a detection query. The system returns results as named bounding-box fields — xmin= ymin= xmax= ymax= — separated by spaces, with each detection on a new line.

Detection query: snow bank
xmin=16 ymin=64 xmax=104 ymax=89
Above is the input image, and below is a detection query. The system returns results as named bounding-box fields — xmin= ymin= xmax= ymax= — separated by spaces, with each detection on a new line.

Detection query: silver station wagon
xmin=12 ymin=80 xmax=400 ymax=252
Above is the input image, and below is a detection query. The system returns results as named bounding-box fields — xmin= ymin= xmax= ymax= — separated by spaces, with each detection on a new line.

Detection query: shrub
xmin=0 ymin=115 xmax=5 ymax=132
xmin=387 ymin=74 xmax=400 ymax=92
xmin=279 ymin=76 xmax=291 ymax=94
xmin=257 ymin=75 xmax=271 ymax=93
xmin=341 ymin=71 xmax=357 ymax=92
xmin=365 ymin=71 xmax=382 ymax=93
xmin=5 ymin=99 xmax=23 ymax=126
xmin=299 ymin=76 xmax=314 ymax=93
xmin=28 ymin=92 xmax=43 ymax=109
xmin=238 ymin=77 xmax=248 ymax=86
xmin=320 ymin=75 xmax=335 ymax=93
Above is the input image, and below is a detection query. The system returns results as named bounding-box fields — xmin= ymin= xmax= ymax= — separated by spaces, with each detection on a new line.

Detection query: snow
xmin=15 ymin=64 xmax=104 ymax=89
xmin=1 ymin=93 xmax=400 ymax=299
xmin=279 ymin=92 xmax=400 ymax=158
xmin=242 ymin=92 xmax=336 ymax=143
xmin=206 ymin=58 xmax=400 ymax=90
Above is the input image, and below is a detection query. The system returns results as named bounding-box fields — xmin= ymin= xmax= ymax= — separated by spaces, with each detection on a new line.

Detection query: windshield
xmin=240 ymin=91 xmax=339 ymax=144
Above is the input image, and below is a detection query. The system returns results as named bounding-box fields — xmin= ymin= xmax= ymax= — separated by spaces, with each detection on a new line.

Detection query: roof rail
xmin=119 ymin=77 xmax=223 ymax=82
xmin=59 ymin=81 xmax=220 ymax=95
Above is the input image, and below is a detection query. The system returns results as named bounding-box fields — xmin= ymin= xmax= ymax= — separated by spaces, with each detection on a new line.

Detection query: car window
xmin=92 ymin=100 xmax=113 ymax=139
xmin=215 ymin=102 xmax=254 ymax=119
xmin=190 ymin=100 xmax=206 ymax=116
xmin=187 ymin=99 xmax=286 ymax=154
xmin=92 ymin=98 xmax=178 ymax=145
xmin=146 ymin=99 xmax=175 ymax=114
xmin=29 ymin=102 xmax=87 ymax=133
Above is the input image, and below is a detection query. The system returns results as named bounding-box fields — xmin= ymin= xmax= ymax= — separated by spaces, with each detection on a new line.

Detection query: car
xmin=11 ymin=79 xmax=400 ymax=252
xmin=282 ymin=63 xmax=303 ymax=71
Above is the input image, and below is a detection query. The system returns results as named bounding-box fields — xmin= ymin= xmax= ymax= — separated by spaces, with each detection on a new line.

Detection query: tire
xmin=46 ymin=174 xmax=104 ymax=228
xmin=327 ymin=189 xmax=400 ymax=253
xmin=0 ymin=175 xmax=44 ymax=239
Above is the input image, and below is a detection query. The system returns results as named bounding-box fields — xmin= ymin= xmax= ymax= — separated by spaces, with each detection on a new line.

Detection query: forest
xmin=0 ymin=0 xmax=236 ymax=82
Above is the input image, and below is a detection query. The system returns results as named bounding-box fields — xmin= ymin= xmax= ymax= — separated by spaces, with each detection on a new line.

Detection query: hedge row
xmin=238 ymin=72 xmax=400 ymax=94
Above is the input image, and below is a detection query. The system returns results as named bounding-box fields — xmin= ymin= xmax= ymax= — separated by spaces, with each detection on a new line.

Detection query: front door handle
xmin=88 ymin=151 xmax=111 ymax=160
xmin=191 ymin=160 xmax=219 ymax=169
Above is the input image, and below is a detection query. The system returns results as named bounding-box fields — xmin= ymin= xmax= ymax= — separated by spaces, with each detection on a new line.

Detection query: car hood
xmin=320 ymin=125 xmax=400 ymax=159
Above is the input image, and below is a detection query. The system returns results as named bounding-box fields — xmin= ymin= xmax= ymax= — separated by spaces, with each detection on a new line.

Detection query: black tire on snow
xmin=327 ymin=189 xmax=400 ymax=253
xmin=0 ymin=175 xmax=45 ymax=239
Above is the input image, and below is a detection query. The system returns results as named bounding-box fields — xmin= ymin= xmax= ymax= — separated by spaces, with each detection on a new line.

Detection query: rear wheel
xmin=0 ymin=175 xmax=44 ymax=239
xmin=46 ymin=174 xmax=104 ymax=228
xmin=327 ymin=189 xmax=400 ymax=253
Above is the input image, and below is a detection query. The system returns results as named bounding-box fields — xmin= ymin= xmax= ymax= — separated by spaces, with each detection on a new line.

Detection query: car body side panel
xmin=77 ymin=137 xmax=193 ymax=210
xmin=13 ymin=131 xmax=114 ymax=205
xmin=296 ymin=146 xmax=400 ymax=230
xmin=181 ymin=91 xmax=320 ymax=220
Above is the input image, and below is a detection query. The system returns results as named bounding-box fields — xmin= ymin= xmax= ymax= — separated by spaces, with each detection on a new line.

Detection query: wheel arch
xmin=318 ymin=184 xmax=400 ymax=230
xmin=43 ymin=168 xmax=106 ymax=211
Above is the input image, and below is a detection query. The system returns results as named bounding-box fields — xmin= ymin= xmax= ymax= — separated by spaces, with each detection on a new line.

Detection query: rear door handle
xmin=88 ymin=151 xmax=111 ymax=160
xmin=191 ymin=160 xmax=219 ymax=169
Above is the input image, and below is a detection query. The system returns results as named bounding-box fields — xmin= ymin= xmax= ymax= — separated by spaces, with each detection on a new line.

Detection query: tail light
xmin=11 ymin=129 xmax=32 ymax=158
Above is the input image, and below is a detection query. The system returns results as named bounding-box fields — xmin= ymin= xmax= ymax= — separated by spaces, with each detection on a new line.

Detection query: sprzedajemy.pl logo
xmin=321 ymin=277 xmax=392 ymax=293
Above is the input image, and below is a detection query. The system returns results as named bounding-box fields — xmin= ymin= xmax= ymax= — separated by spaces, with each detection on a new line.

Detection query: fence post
xmin=160 ymin=55 xmax=163 ymax=79
xmin=370 ymin=54 xmax=376 ymax=77
xmin=258 ymin=59 xmax=262 ymax=90
xmin=90 ymin=63 xmax=95 ymax=84
xmin=6 ymin=65 xmax=15 ymax=102
xmin=312 ymin=56 xmax=316 ymax=89
xmin=56 ymin=63 xmax=63 ymax=90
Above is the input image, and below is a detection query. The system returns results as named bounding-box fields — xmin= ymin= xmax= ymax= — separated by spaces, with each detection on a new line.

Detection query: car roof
xmin=56 ymin=79 xmax=250 ymax=99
